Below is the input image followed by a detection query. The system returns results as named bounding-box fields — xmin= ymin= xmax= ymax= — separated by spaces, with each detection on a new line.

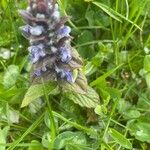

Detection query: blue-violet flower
xmin=19 ymin=0 xmax=83 ymax=83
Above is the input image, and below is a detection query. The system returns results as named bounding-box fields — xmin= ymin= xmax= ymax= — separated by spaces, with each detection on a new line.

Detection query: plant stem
xmin=42 ymin=79 xmax=57 ymax=150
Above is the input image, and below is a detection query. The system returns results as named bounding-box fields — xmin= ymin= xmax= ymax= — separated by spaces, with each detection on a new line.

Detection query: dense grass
xmin=0 ymin=0 xmax=150 ymax=149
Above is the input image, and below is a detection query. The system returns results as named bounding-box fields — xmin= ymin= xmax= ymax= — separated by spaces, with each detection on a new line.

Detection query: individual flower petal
xmin=59 ymin=47 xmax=71 ymax=63
xmin=28 ymin=44 xmax=45 ymax=63
xmin=34 ymin=69 xmax=41 ymax=76
xmin=64 ymin=71 xmax=73 ymax=82
xmin=57 ymin=26 xmax=71 ymax=37
xmin=19 ymin=25 xmax=31 ymax=38
xmin=52 ymin=10 xmax=60 ymax=20
xmin=55 ymin=66 xmax=73 ymax=82
xmin=30 ymin=25 xmax=44 ymax=36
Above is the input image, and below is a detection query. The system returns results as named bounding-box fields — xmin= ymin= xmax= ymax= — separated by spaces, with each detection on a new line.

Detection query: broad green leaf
xmin=108 ymin=128 xmax=132 ymax=149
xmin=3 ymin=65 xmax=20 ymax=88
xmin=42 ymin=132 xmax=51 ymax=148
xmin=99 ymin=88 xmax=110 ymax=106
xmin=53 ymin=131 xmax=87 ymax=150
xmin=77 ymin=30 xmax=95 ymax=58
xmin=44 ymin=111 xmax=58 ymax=129
xmin=124 ymin=109 xmax=141 ymax=119
xmin=127 ymin=119 xmax=150 ymax=143
xmin=28 ymin=140 xmax=43 ymax=150
xmin=85 ymin=10 xmax=95 ymax=26
xmin=21 ymin=82 xmax=58 ymax=107
xmin=137 ymin=94 xmax=150 ymax=109
xmin=106 ymin=87 xmax=122 ymax=100
xmin=66 ymin=86 xmax=100 ymax=108
xmin=0 ymin=126 xmax=10 ymax=150
xmin=94 ymin=105 xmax=107 ymax=116
xmin=117 ymin=99 xmax=132 ymax=114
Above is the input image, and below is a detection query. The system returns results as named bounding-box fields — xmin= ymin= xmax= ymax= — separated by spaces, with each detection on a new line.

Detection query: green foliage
xmin=66 ymin=86 xmax=99 ymax=108
xmin=21 ymin=82 xmax=58 ymax=107
xmin=53 ymin=131 xmax=88 ymax=150
xmin=108 ymin=128 xmax=132 ymax=149
xmin=0 ymin=126 xmax=10 ymax=150
xmin=0 ymin=0 xmax=150 ymax=150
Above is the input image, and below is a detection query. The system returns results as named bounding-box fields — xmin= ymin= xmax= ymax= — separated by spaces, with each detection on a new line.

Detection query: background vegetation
xmin=0 ymin=0 xmax=150 ymax=149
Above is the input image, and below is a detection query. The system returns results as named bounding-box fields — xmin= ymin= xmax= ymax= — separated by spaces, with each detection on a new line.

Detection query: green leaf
xmin=145 ymin=73 xmax=150 ymax=89
xmin=77 ymin=30 xmax=95 ymax=58
xmin=117 ymin=99 xmax=132 ymax=114
xmin=42 ymin=132 xmax=51 ymax=148
xmin=108 ymin=128 xmax=132 ymax=149
xmin=124 ymin=109 xmax=141 ymax=119
xmin=84 ymin=62 xmax=97 ymax=76
xmin=0 ymin=126 xmax=10 ymax=150
xmin=90 ymin=64 xmax=123 ymax=86
xmin=66 ymin=86 xmax=100 ymax=108
xmin=92 ymin=2 xmax=122 ymax=22
xmin=127 ymin=119 xmax=150 ymax=143
xmin=60 ymin=71 xmax=88 ymax=94
xmin=21 ymin=82 xmax=58 ymax=107
xmin=28 ymin=140 xmax=43 ymax=150
xmin=94 ymin=105 xmax=107 ymax=116
xmin=66 ymin=144 xmax=92 ymax=150
xmin=92 ymin=2 xmax=142 ymax=30
xmin=99 ymin=88 xmax=110 ymax=106
xmin=53 ymin=131 xmax=87 ymax=150
xmin=85 ymin=10 xmax=95 ymax=26
xmin=137 ymin=94 xmax=150 ymax=109
xmin=1 ymin=0 xmax=8 ymax=10
xmin=3 ymin=65 xmax=20 ymax=88
xmin=144 ymin=55 xmax=150 ymax=72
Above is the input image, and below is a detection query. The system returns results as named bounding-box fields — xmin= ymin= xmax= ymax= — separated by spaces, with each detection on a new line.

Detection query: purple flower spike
xmin=59 ymin=47 xmax=71 ymax=63
xmin=20 ymin=0 xmax=82 ymax=82
xmin=28 ymin=44 xmax=45 ymax=63
xmin=20 ymin=25 xmax=31 ymax=38
xmin=57 ymin=26 xmax=71 ymax=37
